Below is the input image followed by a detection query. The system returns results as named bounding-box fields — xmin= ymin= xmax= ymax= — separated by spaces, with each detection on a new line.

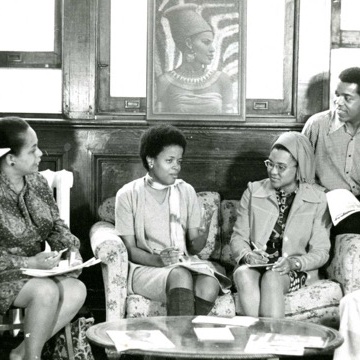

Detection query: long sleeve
xmin=0 ymin=248 xmax=29 ymax=271
xmin=293 ymin=194 xmax=331 ymax=271
xmin=230 ymin=186 xmax=252 ymax=265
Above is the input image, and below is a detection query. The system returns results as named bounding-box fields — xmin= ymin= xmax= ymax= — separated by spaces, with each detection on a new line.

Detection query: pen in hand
xmin=51 ymin=248 xmax=68 ymax=259
xmin=251 ymin=242 xmax=269 ymax=262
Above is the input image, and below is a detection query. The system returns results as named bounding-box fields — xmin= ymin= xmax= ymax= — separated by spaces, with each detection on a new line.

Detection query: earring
xmin=149 ymin=164 xmax=153 ymax=169
xmin=186 ymin=51 xmax=195 ymax=63
xmin=10 ymin=162 xmax=15 ymax=166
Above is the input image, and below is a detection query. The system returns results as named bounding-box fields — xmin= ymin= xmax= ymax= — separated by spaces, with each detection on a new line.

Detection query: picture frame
xmin=147 ymin=0 xmax=246 ymax=122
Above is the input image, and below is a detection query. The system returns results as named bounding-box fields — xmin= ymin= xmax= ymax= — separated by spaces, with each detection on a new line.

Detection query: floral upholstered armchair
xmin=90 ymin=192 xmax=235 ymax=324
xmin=90 ymin=191 xmax=360 ymax=328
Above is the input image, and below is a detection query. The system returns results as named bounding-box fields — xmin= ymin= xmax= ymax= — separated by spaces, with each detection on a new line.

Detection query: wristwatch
xmin=290 ymin=258 xmax=301 ymax=271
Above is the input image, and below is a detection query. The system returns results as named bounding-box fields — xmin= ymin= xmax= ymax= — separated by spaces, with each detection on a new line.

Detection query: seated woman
xmin=0 ymin=117 xmax=87 ymax=360
xmin=115 ymin=124 xmax=230 ymax=316
xmin=230 ymin=131 xmax=331 ymax=318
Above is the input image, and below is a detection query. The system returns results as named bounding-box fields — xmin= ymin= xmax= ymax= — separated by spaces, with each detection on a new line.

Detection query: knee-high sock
xmin=195 ymin=296 xmax=215 ymax=315
xmin=166 ymin=288 xmax=194 ymax=316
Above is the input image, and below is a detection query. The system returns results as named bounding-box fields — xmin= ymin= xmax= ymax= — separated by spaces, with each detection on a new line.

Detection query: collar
xmin=0 ymin=171 xmax=29 ymax=195
xmin=253 ymin=179 xmax=321 ymax=204
xmin=329 ymin=110 xmax=345 ymax=134
xmin=328 ymin=110 xmax=360 ymax=135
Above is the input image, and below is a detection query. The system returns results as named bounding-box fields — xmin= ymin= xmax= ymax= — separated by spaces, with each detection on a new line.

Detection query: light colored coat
xmin=230 ymin=179 xmax=331 ymax=283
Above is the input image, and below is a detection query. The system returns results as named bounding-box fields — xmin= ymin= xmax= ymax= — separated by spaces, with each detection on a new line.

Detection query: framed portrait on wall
xmin=147 ymin=0 xmax=246 ymax=122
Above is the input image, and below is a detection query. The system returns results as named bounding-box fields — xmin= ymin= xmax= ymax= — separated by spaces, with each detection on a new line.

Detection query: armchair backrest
xmin=40 ymin=169 xmax=73 ymax=227
xmin=40 ymin=170 xmax=73 ymax=252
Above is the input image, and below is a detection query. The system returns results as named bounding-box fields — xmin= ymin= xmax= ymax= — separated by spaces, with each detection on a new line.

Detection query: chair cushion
xmin=327 ymin=233 xmax=360 ymax=295
xmin=209 ymin=293 xmax=236 ymax=317
xmin=126 ymin=295 xmax=166 ymax=318
xmin=126 ymin=293 xmax=235 ymax=318
xmin=284 ymin=280 xmax=342 ymax=327
xmin=234 ymin=279 xmax=342 ymax=328
xmin=220 ymin=200 xmax=238 ymax=267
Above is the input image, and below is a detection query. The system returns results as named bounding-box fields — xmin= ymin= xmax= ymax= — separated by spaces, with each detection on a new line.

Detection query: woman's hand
xmin=244 ymin=250 xmax=269 ymax=265
xmin=160 ymin=247 xmax=181 ymax=266
xmin=272 ymin=257 xmax=291 ymax=275
xmin=28 ymin=251 xmax=62 ymax=269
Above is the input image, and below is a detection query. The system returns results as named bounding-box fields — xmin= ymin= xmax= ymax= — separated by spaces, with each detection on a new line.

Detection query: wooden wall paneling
xmin=34 ymin=127 xmax=72 ymax=170
xmin=62 ymin=0 xmax=97 ymax=119
xmin=94 ymin=156 xmax=146 ymax=214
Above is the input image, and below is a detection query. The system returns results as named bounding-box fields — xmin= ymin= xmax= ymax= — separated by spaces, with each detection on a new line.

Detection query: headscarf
xmin=271 ymin=131 xmax=315 ymax=184
xmin=163 ymin=4 xmax=212 ymax=48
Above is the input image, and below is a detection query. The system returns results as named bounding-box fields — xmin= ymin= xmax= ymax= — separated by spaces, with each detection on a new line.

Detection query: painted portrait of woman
xmin=150 ymin=0 xmax=243 ymax=118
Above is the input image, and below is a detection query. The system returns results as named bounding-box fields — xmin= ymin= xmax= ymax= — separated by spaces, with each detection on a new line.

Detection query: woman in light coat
xmin=231 ymin=132 xmax=331 ymax=318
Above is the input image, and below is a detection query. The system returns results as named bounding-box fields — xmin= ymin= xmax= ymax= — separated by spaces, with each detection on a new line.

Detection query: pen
xmin=251 ymin=242 xmax=265 ymax=259
xmin=51 ymin=248 xmax=68 ymax=258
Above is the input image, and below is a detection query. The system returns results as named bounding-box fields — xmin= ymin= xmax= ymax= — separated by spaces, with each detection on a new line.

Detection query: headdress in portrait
xmin=163 ymin=4 xmax=213 ymax=48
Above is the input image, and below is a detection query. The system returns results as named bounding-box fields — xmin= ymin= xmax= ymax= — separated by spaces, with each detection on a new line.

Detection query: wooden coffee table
xmin=86 ymin=316 xmax=343 ymax=359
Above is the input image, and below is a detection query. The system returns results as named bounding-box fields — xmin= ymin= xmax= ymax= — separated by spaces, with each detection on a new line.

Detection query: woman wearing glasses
xmin=230 ymin=131 xmax=331 ymax=318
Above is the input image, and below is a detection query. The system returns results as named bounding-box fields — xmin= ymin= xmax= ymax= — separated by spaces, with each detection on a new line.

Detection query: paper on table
xmin=194 ymin=327 xmax=234 ymax=342
xmin=106 ymin=330 xmax=175 ymax=352
xmin=264 ymin=334 xmax=327 ymax=348
xmin=244 ymin=333 xmax=327 ymax=356
xmin=244 ymin=333 xmax=305 ymax=356
xmin=192 ymin=315 xmax=258 ymax=327
xmin=21 ymin=257 xmax=101 ymax=277
xmin=247 ymin=263 xmax=274 ymax=268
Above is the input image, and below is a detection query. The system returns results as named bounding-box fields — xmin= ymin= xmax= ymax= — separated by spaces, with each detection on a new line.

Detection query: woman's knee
xmin=167 ymin=267 xmax=193 ymax=289
xmin=18 ymin=278 xmax=60 ymax=307
xmin=261 ymin=270 xmax=289 ymax=293
xmin=71 ymin=279 xmax=87 ymax=304
xmin=233 ymin=266 xmax=257 ymax=289
xmin=60 ymin=278 xmax=87 ymax=306
xmin=195 ymin=276 xmax=219 ymax=300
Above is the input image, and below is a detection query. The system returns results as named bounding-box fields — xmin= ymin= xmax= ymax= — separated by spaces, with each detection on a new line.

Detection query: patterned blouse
xmin=0 ymin=171 xmax=81 ymax=314
xmin=265 ymin=188 xmax=297 ymax=263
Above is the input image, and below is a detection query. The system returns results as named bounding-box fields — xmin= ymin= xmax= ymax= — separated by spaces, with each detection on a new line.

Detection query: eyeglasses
xmin=264 ymin=159 xmax=297 ymax=173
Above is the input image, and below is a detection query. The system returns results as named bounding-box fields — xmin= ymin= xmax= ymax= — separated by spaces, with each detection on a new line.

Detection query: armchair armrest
xmin=90 ymin=221 xmax=128 ymax=321
xmin=327 ymin=233 xmax=360 ymax=295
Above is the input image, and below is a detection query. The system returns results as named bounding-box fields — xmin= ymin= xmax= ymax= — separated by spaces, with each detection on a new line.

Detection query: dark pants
xmin=332 ymin=210 xmax=360 ymax=236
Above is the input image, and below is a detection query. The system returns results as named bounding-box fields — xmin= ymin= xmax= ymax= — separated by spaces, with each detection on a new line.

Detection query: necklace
xmin=166 ymin=68 xmax=221 ymax=91
xmin=170 ymin=68 xmax=214 ymax=85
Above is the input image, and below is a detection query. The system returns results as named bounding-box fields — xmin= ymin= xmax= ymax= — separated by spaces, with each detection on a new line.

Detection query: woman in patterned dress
xmin=230 ymin=132 xmax=331 ymax=318
xmin=0 ymin=117 xmax=86 ymax=360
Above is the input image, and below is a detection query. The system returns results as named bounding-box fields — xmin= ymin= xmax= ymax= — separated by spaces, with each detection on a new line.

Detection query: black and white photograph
xmin=147 ymin=0 xmax=245 ymax=121
xmin=1 ymin=1 xmax=360 ymax=360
